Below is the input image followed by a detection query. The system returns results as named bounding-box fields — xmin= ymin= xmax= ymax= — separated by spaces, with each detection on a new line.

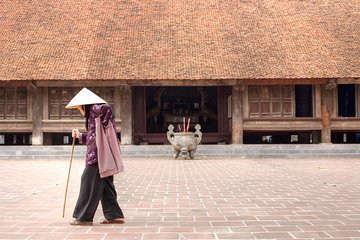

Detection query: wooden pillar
xmin=320 ymin=82 xmax=336 ymax=143
xmin=42 ymin=87 xmax=52 ymax=145
xmin=356 ymin=84 xmax=360 ymax=117
xmin=28 ymin=83 xmax=43 ymax=145
xmin=231 ymin=85 xmax=244 ymax=144
xmin=118 ymin=85 xmax=133 ymax=145
xmin=314 ymin=84 xmax=321 ymax=118
xmin=42 ymin=87 xmax=49 ymax=120
xmin=321 ymin=104 xmax=331 ymax=143
xmin=243 ymin=85 xmax=249 ymax=118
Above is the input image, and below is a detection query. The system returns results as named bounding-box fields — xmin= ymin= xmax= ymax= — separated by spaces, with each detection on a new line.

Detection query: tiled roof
xmin=0 ymin=0 xmax=359 ymax=81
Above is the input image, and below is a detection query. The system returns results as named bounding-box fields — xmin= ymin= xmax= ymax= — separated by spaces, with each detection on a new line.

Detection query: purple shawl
xmin=79 ymin=104 xmax=117 ymax=165
xmin=95 ymin=117 xmax=124 ymax=178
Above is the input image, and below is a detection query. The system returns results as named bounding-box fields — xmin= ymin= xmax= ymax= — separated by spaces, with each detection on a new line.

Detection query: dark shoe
xmin=69 ymin=219 xmax=93 ymax=226
xmin=100 ymin=218 xmax=125 ymax=224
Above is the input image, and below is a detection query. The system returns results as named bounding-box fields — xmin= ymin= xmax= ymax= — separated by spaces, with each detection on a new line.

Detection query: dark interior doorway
xmin=332 ymin=131 xmax=360 ymax=143
xmin=0 ymin=133 xmax=31 ymax=145
xmin=243 ymin=131 xmax=319 ymax=144
xmin=295 ymin=85 xmax=313 ymax=117
xmin=146 ymin=87 xmax=218 ymax=134
xmin=338 ymin=84 xmax=355 ymax=117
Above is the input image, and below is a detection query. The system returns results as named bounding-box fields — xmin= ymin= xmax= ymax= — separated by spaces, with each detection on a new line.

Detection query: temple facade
xmin=1 ymin=80 xmax=360 ymax=145
xmin=1 ymin=1 xmax=359 ymax=145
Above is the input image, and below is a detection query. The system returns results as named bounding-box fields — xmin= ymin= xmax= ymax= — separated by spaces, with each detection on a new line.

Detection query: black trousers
xmin=72 ymin=163 xmax=124 ymax=222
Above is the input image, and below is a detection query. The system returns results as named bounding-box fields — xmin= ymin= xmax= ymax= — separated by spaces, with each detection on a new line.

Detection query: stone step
xmin=0 ymin=144 xmax=359 ymax=160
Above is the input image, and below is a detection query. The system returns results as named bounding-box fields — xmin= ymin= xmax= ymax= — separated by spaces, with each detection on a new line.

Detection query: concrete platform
xmin=0 ymin=157 xmax=360 ymax=239
xmin=0 ymin=144 xmax=359 ymax=160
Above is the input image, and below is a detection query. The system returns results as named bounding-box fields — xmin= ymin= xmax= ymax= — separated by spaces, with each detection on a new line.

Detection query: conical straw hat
xmin=65 ymin=87 xmax=107 ymax=109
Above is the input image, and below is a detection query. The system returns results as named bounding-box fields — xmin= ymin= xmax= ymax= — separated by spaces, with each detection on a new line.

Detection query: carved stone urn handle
xmin=194 ymin=124 xmax=202 ymax=145
xmin=167 ymin=124 xmax=176 ymax=145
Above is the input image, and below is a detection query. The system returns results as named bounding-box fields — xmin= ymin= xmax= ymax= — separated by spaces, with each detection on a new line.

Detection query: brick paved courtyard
xmin=0 ymin=157 xmax=360 ymax=240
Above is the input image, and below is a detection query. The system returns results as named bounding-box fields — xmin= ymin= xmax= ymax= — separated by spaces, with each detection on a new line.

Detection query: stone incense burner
xmin=167 ymin=124 xmax=202 ymax=159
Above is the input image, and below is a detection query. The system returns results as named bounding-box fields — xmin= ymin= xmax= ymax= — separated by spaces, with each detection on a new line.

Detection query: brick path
xmin=0 ymin=157 xmax=360 ymax=240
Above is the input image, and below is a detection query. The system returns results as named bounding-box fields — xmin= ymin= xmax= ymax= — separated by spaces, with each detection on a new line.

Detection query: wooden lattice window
xmin=49 ymin=87 xmax=115 ymax=119
xmin=0 ymin=87 xmax=27 ymax=120
xmin=248 ymin=85 xmax=294 ymax=117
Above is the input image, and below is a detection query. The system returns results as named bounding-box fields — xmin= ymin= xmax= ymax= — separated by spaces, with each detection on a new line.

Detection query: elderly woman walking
xmin=65 ymin=87 xmax=125 ymax=226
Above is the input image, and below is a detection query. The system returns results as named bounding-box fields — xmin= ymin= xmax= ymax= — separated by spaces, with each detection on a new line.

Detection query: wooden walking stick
xmin=62 ymin=137 xmax=76 ymax=218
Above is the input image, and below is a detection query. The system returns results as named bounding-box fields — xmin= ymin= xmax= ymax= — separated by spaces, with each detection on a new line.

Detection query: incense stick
xmin=183 ymin=117 xmax=186 ymax=132
xmin=186 ymin=118 xmax=190 ymax=132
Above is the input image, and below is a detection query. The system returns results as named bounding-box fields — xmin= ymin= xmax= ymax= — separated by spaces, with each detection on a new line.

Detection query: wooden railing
xmin=243 ymin=118 xmax=322 ymax=131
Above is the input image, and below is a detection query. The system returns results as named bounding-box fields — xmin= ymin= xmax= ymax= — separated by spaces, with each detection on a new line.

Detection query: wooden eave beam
xmin=0 ymin=80 xmax=29 ymax=87
xmin=1 ymin=77 xmax=357 ymax=87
